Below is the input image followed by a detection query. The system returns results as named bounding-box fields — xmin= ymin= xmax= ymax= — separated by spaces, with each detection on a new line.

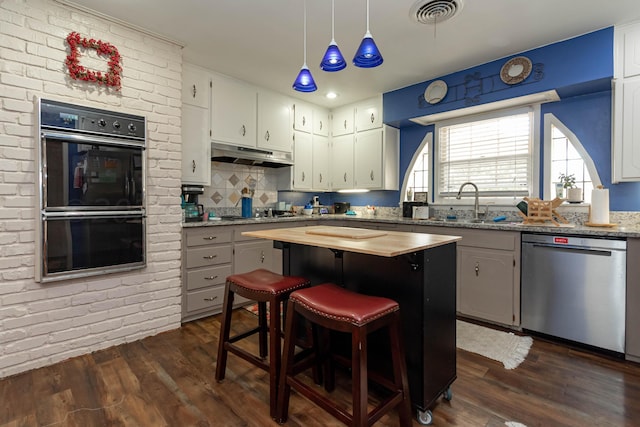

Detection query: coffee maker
xmin=182 ymin=184 xmax=204 ymax=222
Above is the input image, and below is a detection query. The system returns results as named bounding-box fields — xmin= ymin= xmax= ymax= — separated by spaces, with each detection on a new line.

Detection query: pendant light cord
xmin=303 ymin=0 xmax=307 ymax=65
xmin=366 ymin=0 xmax=370 ymax=33
xmin=331 ymin=0 xmax=335 ymax=40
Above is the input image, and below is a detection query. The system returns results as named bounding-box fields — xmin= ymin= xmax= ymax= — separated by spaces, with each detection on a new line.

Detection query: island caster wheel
xmin=417 ymin=409 xmax=433 ymax=425
xmin=443 ymin=387 xmax=453 ymax=401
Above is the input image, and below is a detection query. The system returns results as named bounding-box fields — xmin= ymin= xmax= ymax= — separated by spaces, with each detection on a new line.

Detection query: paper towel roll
xmin=590 ymin=187 xmax=610 ymax=224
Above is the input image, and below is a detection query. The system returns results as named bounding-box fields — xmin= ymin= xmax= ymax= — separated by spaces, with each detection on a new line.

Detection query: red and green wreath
xmin=65 ymin=31 xmax=122 ymax=89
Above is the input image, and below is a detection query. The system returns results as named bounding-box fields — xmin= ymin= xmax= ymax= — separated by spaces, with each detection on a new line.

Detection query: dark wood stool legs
xmin=277 ymin=283 xmax=412 ymax=426
xmin=214 ymin=269 xmax=309 ymax=420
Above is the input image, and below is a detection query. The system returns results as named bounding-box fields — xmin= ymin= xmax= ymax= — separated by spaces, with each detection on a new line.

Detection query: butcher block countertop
xmin=242 ymin=225 xmax=462 ymax=257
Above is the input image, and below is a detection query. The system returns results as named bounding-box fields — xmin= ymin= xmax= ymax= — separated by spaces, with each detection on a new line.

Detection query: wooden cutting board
xmin=305 ymin=226 xmax=387 ymax=239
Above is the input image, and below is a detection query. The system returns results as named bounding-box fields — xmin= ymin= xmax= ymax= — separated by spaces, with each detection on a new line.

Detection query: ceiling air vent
xmin=410 ymin=0 xmax=464 ymax=25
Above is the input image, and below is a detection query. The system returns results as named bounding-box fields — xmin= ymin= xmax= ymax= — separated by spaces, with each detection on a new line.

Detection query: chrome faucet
xmin=456 ymin=182 xmax=480 ymax=220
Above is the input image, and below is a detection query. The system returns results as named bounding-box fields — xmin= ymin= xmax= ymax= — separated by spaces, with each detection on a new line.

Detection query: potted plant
xmin=558 ymin=173 xmax=582 ymax=202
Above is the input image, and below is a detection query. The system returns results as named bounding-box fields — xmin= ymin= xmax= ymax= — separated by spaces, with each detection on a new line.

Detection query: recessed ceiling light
xmin=326 ymin=92 xmax=338 ymax=99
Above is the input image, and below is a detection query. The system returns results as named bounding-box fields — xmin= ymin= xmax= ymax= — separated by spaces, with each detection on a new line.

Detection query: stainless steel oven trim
xmin=41 ymin=131 xmax=146 ymax=148
xmin=43 ymin=210 xmax=146 ymax=218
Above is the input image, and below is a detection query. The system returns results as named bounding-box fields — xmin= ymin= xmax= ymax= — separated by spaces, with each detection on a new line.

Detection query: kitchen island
xmin=242 ymin=225 xmax=462 ymax=423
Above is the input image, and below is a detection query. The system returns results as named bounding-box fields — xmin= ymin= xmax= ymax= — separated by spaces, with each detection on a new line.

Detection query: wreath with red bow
xmin=65 ymin=32 xmax=122 ymax=89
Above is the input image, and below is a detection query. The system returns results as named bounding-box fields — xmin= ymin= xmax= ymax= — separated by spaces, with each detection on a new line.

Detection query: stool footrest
xmin=228 ymin=326 xmax=262 ymax=344
xmin=224 ymin=343 xmax=269 ymax=372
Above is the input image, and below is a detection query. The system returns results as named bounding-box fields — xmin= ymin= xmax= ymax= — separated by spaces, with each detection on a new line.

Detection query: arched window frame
xmin=543 ymin=113 xmax=601 ymax=201
xmin=400 ymin=132 xmax=432 ymax=202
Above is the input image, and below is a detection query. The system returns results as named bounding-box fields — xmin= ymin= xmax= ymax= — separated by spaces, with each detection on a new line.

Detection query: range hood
xmin=210 ymin=143 xmax=293 ymax=168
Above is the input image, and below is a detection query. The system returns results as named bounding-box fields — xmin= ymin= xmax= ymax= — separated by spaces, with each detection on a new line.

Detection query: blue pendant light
xmin=353 ymin=0 xmax=383 ymax=68
xmin=320 ymin=0 xmax=346 ymax=72
xmin=293 ymin=0 xmax=317 ymax=92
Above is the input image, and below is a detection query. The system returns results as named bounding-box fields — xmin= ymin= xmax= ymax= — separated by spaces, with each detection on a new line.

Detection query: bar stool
xmin=276 ymin=283 xmax=412 ymax=427
xmin=215 ymin=269 xmax=310 ymax=419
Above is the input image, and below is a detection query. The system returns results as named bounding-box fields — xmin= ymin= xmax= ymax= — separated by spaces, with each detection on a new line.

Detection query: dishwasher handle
xmin=527 ymin=243 xmax=612 ymax=257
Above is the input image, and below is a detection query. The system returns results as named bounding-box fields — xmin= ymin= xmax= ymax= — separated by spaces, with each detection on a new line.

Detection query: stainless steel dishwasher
xmin=521 ymin=233 xmax=626 ymax=353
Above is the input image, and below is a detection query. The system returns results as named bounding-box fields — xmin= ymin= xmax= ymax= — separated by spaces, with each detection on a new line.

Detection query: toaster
xmin=412 ymin=206 xmax=430 ymax=219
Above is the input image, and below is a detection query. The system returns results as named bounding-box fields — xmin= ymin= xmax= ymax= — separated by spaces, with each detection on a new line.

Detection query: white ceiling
xmin=60 ymin=0 xmax=640 ymax=108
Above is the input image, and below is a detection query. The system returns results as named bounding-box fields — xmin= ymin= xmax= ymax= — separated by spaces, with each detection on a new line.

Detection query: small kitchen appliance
xmin=334 ymin=202 xmax=350 ymax=214
xmin=412 ymin=206 xmax=430 ymax=219
xmin=181 ymin=184 xmax=205 ymax=222
xmin=403 ymin=201 xmax=426 ymax=218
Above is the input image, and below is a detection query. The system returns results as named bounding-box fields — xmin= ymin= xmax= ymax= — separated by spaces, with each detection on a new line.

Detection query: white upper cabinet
xmin=312 ymin=135 xmax=330 ymax=190
xmin=313 ymin=106 xmax=330 ymax=136
xmin=293 ymin=101 xmax=313 ymax=133
xmin=620 ymin=24 xmax=640 ymax=78
xmin=182 ymin=64 xmax=210 ymax=108
xmin=210 ymin=73 xmax=257 ymax=148
xmin=331 ymin=105 xmax=355 ymax=136
xmin=354 ymin=126 xmax=399 ymax=190
xmin=257 ymin=90 xmax=292 ymax=153
xmin=292 ymin=132 xmax=313 ymax=190
xmin=330 ymin=134 xmax=355 ymax=190
xmin=354 ymin=96 xmax=383 ymax=132
xmin=182 ymin=104 xmax=211 ymax=185
xmin=613 ymin=21 xmax=640 ymax=182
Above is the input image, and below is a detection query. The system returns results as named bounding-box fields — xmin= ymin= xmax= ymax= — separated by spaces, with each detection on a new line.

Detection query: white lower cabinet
xmin=411 ymin=225 xmax=520 ymax=326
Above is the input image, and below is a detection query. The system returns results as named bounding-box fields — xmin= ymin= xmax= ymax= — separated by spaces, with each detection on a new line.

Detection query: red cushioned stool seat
xmin=215 ymin=269 xmax=309 ymax=419
xmin=276 ymin=283 xmax=412 ymax=426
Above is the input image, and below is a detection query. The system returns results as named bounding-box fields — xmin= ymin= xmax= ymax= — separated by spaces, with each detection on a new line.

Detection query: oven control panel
xmin=40 ymin=98 xmax=146 ymax=141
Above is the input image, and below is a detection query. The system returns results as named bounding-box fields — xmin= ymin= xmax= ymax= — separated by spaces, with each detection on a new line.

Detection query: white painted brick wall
xmin=0 ymin=0 xmax=183 ymax=378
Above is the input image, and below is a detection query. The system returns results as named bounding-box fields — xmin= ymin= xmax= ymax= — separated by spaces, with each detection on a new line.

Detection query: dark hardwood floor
xmin=1 ymin=309 xmax=639 ymax=426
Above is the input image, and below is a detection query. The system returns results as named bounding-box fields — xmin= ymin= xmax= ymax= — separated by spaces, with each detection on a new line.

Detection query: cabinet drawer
xmin=186 ymin=228 xmax=233 ymax=247
xmin=457 ymin=229 xmax=517 ymax=250
xmin=186 ymin=286 xmax=225 ymax=313
xmin=186 ymin=264 xmax=232 ymax=291
xmin=186 ymin=245 xmax=232 ymax=268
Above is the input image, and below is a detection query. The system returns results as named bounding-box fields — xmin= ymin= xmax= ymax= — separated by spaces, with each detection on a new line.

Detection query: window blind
xmin=438 ymin=112 xmax=531 ymax=197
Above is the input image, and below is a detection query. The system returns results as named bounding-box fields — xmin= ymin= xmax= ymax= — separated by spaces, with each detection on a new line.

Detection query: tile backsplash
xmin=201 ymin=162 xmax=279 ymax=210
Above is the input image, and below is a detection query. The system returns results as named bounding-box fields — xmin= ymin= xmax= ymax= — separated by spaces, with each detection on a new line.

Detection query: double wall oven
xmin=36 ymin=98 xmax=147 ymax=282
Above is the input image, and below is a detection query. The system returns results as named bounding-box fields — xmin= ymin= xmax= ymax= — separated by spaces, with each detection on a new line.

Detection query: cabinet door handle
xmin=370 ymin=170 xmax=374 ymax=181
xmin=260 ymin=250 xmax=265 ymax=263
xmin=301 ymin=171 xmax=305 ymax=181
xmin=370 ymin=112 xmax=375 ymax=123
xmin=319 ymin=173 xmax=322 ymax=183
xmin=343 ymin=172 xmax=347 ymax=182
xmin=319 ymin=120 xmax=323 ymax=130
xmin=302 ymin=116 xmax=306 ymax=126
xmin=203 ymin=296 xmax=218 ymax=302
xmin=475 ymin=262 xmax=480 ymax=276
xmin=241 ymin=125 xmax=246 ymax=136
xmin=203 ymin=236 xmax=217 ymax=240
xmin=204 ymin=275 xmax=219 ymax=280
xmin=203 ymin=255 xmax=217 ymax=260
xmin=192 ymin=84 xmax=196 ymax=99
xmin=192 ymin=159 xmax=196 ymax=173
xmin=265 ymin=130 xmax=270 ymax=141
xmin=343 ymin=119 xmax=347 ymax=129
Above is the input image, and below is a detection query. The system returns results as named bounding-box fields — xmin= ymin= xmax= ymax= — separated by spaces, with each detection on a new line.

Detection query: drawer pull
xmin=203 ymin=255 xmax=218 ymax=260
xmin=204 ymin=275 xmax=219 ymax=280
xmin=203 ymin=236 xmax=217 ymax=240
xmin=203 ymin=296 xmax=218 ymax=302
xmin=475 ymin=262 xmax=480 ymax=276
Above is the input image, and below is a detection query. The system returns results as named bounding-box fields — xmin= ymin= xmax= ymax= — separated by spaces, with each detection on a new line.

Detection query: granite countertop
xmin=183 ymin=214 xmax=640 ymax=238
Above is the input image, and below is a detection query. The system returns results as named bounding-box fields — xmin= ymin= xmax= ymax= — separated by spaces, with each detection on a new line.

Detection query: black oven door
xmin=41 ymin=134 xmax=143 ymax=211
xmin=40 ymin=213 xmax=145 ymax=281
